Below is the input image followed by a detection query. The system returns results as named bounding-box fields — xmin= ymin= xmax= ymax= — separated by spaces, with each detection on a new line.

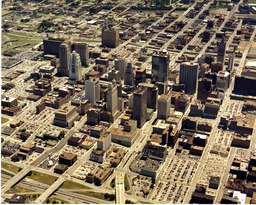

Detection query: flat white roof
xmin=194 ymin=133 xmax=207 ymax=139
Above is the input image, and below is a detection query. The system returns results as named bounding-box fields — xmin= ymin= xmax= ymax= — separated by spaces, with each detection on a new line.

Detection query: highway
xmin=1 ymin=115 xmax=88 ymax=194
xmin=115 ymin=172 xmax=125 ymax=204
xmin=34 ymin=141 xmax=97 ymax=203
xmin=1 ymin=173 xmax=109 ymax=204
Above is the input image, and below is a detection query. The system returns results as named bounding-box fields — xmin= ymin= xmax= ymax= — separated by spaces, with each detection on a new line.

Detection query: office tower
xmin=217 ymin=36 xmax=226 ymax=65
xmin=227 ymin=54 xmax=234 ymax=71
xmin=58 ymin=43 xmax=70 ymax=76
xmin=69 ymin=51 xmax=82 ymax=81
xmin=43 ymin=37 xmax=67 ymax=57
xmin=138 ymin=83 xmax=159 ymax=110
xmin=85 ymin=78 xmax=100 ymax=104
xmin=179 ymin=62 xmax=199 ymax=94
xmin=216 ymin=71 xmax=230 ymax=91
xmin=124 ymin=63 xmax=134 ymax=86
xmin=135 ymin=67 xmax=146 ymax=85
xmin=102 ymin=19 xmax=119 ymax=48
xmin=133 ymin=87 xmax=147 ymax=128
xmin=107 ymin=80 xmax=118 ymax=114
xmin=152 ymin=50 xmax=170 ymax=83
xmin=75 ymin=42 xmax=89 ymax=66
xmin=197 ymin=78 xmax=213 ymax=103
xmin=157 ymin=94 xmax=171 ymax=120
xmin=115 ymin=58 xmax=127 ymax=79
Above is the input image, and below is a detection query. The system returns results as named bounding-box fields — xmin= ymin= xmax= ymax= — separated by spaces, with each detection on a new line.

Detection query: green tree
xmin=38 ymin=20 xmax=54 ymax=30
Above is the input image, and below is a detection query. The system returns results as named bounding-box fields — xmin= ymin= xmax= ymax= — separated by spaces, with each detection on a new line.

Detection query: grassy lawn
xmin=43 ymin=196 xmax=68 ymax=204
xmin=1 ymin=117 xmax=9 ymax=124
xmin=60 ymin=180 xmax=90 ymax=190
xmin=1 ymin=170 xmax=14 ymax=177
xmin=110 ymin=177 xmax=115 ymax=188
xmin=2 ymin=32 xmax=42 ymax=52
xmin=248 ymin=0 xmax=256 ymax=3
xmin=6 ymin=185 xmax=35 ymax=194
xmin=1 ymin=162 xmax=22 ymax=173
xmin=26 ymin=171 xmax=58 ymax=185
xmin=77 ymin=39 xmax=101 ymax=43
xmin=74 ymin=191 xmax=114 ymax=202
xmin=124 ymin=174 xmax=130 ymax=191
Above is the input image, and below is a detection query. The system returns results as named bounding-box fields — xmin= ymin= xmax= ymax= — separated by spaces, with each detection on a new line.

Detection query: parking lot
xmin=222 ymin=100 xmax=244 ymax=117
xmin=72 ymin=161 xmax=99 ymax=180
xmin=151 ymin=181 xmax=189 ymax=203
xmin=62 ymin=144 xmax=87 ymax=157
xmin=31 ymin=107 xmax=56 ymax=125
xmin=18 ymin=152 xmax=41 ymax=166
xmin=199 ymin=164 xmax=224 ymax=186
xmin=1 ymin=141 xmax=21 ymax=157
xmin=213 ymin=130 xmax=234 ymax=147
xmin=162 ymin=157 xmax=199 ymax=185
xmin=39 ymin=153 xmax=59 ymax=171
xmin=132 ymin=175 xmax=152 ymax=198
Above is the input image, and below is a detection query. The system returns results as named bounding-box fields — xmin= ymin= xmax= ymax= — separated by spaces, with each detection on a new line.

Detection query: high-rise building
xmin=133 ymin=87 xmax=147 ymax=128
xmin=124 ymin=63 xmax=134 ymax=86
xmin=58 ymin=43 xmax=70 ymax=76
xmin=43 ymin=37 xmax=67 ymax=57
xmin=85 ymin=78 xmax=100 ymax=104
xmin=152 ymin=50 xmax=170 ymax=83
xmin=138 ymin=83 xmax=159 ymax=111
xmin=179 ymin=62 xmax=199 ymax=94
xmin=217 ymin=36 xmax=226 ymax=65
xmin=115 ymin=58 xmax=127 ymax=79
xmin=227 ymin=54 xmax=234 ymax=71
xmin=157 ymin=94 xmax=171 ymax=120
xmin=102 ymin=19 xmax=119 ymax=48
xmin=216 ymin=71 xmax=230 ymax=91
xmin=75 ymin=42 xmax=89 ymax=66
xmin=69 ymin=51 xmax=82 ymax=81
xmin=107 ymin=80 xmax=120 ymax=121
xmin=107 ymin=80 xmax=118 ymax=114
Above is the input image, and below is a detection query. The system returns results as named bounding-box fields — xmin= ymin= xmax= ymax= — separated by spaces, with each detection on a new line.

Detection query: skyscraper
xmin=124 ymin=63 xmax=134 ymax=86
xmin=69 ymin=51 xmax=82 ymax=81
xmin=115 ymin=58 xmax=127 ymax=79
xmin=107 ymin=80 xmax=118 ymax=114
xmin=133 ymin=87 xmax=147 ymax=128
xmin=85 ymin=78 xmax=100 ymax=104
xmin=58 ymin=43 xmax=70 ymax=76
xmin=102 ymin=19 xmax=119 ymax=48
xmin=157 ymin=94 xmax=171 ymax=120
xmin=217 ymin=35 xmax=226 ymax=65
xmin=75 ymin=42 xmax=89 ymax=66
xmin=152 ymin=50 xmax=170 ymax=83
xmin=179 ymin=62 xmax=199 ymax=94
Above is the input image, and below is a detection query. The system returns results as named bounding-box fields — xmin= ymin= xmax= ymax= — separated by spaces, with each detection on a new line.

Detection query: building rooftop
xmin=159 ymin=94 xmax=171 ymax=101
xmin=60 ymin=152 xmax=77 ymax=160
xmin=110 ymin=127 xmax=135 ymax=137
xmin=56 ymin=105 xmax=76 ymax=114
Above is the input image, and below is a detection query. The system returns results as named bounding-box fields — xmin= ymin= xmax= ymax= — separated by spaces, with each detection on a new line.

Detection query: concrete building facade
xmin=69 ymin=51 xmax=82 ymax=81
xmin=85 ymin=78 xmax=100 ymax=104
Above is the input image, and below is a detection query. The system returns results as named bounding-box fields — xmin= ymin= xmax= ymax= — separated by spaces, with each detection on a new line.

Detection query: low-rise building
xmin=90 ymin=149 xmax=106 ymax=163
xmin=54 ymin=105 xmax=78 ymax=127
xmin=110 ymin=127 xmax=139 ymax=147
xmin=59 ymin=152 xmax=77 ymax=166
xmin=54 ymin=164 xmax=68 ymax=174
xmin=97 ymin=132 xmax=111 ymax=150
